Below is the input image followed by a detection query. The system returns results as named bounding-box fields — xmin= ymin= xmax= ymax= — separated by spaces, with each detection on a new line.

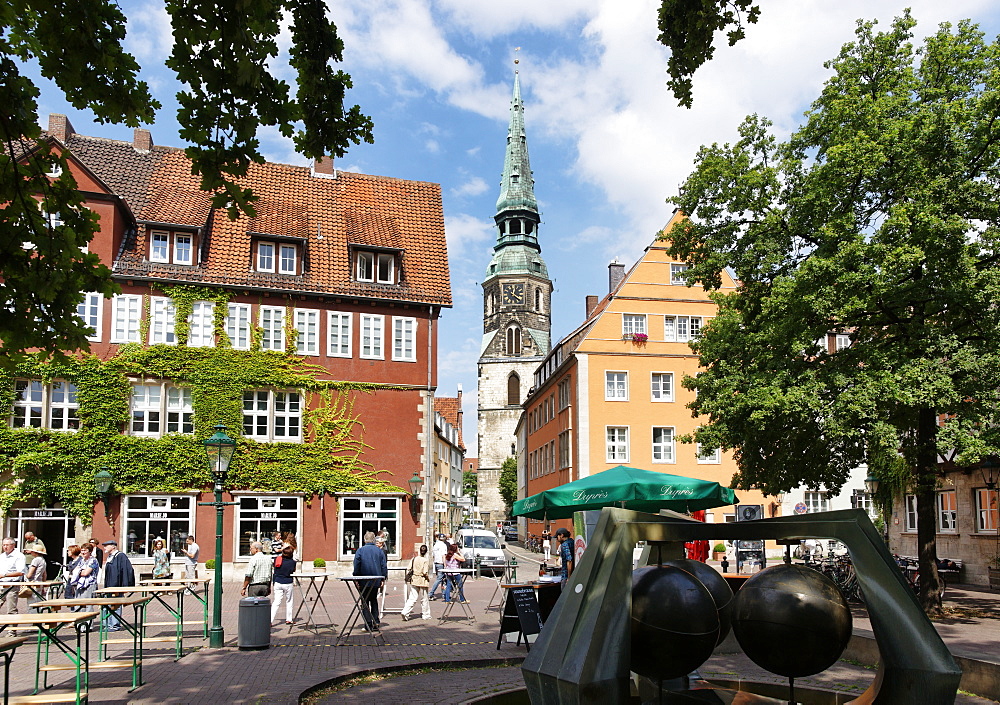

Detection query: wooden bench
xmin=897 ymin=555 xmax=964 ymax=583
xmin=0 ymin=636 xmax=28 ymax=704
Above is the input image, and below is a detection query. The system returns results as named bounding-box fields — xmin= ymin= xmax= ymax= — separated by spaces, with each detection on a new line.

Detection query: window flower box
xmin=631 ymin=333 xmax=648 ymax=343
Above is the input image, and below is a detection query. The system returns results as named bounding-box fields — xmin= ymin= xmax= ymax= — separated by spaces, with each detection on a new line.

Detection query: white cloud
xmin=125 ymin=1 xmax=173 ymax=63
xmin=444 ymin=213 xmax=494 ymax=260
xmin=450 ymin=176 xmax=489 ymax=198
xmin=425 ymin=139 xmax=441 ymax=154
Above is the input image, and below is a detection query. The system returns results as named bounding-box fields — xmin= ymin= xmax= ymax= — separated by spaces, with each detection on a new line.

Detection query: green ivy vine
xmin=0 ymin=285 xmax=407 ymax=523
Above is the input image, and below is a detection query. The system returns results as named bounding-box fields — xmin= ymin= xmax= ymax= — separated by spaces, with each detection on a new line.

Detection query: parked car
xmin=456 ymin=529 xmax=507 ymax=576
xmin=503 ymin=527 xmax=518 ymax=542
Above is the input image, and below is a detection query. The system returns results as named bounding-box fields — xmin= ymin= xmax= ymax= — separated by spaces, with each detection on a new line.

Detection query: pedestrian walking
xmin=427 ymin=533 xmax=449 ymax=600
xmin=241 ymin=542 xmax=273 ymax=598
xmin=352 ymin=531 xmax=387 ymax=631
xmin=400 ymin=545 xmax=431 ymax=620
xmin=270 ymin=543 xmax=296 ymax=624
xmin=542 ymin=533 xmax=551 ymax=562
xmin=151 ymin=538 xmax=171 ymax=580
xmin=184 ymin=535 xmax=200 ymax=580
xmin=555 ymin=528 xmax=574 ymax=583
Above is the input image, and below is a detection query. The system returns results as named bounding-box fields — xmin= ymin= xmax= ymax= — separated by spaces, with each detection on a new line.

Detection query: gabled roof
xmin=435 ymin=396 xmax=465 ymax=450
xmin=43 ymin=130 xmax=451 ymax=307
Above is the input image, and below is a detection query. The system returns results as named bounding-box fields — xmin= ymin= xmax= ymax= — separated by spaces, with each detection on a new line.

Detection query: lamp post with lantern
xmin=198 ymin=424 xmax=238 ymax=648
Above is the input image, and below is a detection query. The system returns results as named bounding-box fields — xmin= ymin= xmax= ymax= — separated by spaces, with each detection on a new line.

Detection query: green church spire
xmin=486 ymin=66 xmax=547 ymax=281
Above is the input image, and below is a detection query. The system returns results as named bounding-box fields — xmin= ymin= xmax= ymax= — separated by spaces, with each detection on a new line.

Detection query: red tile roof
xmin=436 ymin=396 xmax=464 ymax=450
xmin=50 ymin=130 xmax=451 ymax=307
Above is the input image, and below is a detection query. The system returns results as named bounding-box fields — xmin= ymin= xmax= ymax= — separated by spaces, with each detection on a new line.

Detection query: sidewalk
xmin=3 ymin=549 xmax=1000 ymax=704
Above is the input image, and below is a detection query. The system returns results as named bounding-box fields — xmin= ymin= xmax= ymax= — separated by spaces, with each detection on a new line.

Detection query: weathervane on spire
xmin=514 ymin=47 xmax=520 ymax=72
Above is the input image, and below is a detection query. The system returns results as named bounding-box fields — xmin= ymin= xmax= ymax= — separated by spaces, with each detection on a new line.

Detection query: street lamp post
xmin=198 ymin=424 xmax=238 ymax=648
xmin=94 ymin=467 xmax=114 ymax=526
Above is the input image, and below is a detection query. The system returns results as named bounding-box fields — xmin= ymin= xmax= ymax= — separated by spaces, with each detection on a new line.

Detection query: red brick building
xmin=5 ymin=115 xmax=451 ymax=572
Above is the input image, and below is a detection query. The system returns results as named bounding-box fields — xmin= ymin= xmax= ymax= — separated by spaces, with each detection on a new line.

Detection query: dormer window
xmin=256 ymin=241 xmax=298 ymax=275
xmin=150 ymin=230 xmax=197 ymax=265
xmin=356 ymin=250 xmax=396 ymax=284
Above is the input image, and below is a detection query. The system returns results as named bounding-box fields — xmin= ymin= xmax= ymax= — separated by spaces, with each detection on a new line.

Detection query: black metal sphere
xmin=662 ymin=559 xmax=734 ymax=646
xmin=731 ymin=563 xmax=852 ymax=678
xmin=631 ymin=565 xmax=720 ymax=680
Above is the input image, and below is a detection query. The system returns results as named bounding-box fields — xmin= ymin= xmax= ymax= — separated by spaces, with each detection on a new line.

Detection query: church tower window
xmin=508 ymin=373 xmax=521 ymax=406
xmin=506 ymin=326 xmax=522 ymax=356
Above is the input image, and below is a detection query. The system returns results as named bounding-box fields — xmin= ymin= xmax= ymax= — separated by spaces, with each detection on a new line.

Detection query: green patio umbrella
xmin=511 ymin=465 xmax=739 ymax=519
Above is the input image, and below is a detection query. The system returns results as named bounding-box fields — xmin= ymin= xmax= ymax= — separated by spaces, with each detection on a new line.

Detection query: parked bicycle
xmin=802 ymin=552 xmax=864 ymax=604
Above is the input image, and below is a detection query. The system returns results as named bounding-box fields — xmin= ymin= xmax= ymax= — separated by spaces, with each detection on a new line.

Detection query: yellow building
xmin=522 ymin=211 xmax=771 ymax=537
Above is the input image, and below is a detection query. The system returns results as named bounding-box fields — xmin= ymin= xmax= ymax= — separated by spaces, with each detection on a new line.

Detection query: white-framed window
xmin=356 ymin=251 xmax=396 ymax=284
xmin=392 ymin=317 xmax=416 ymax=362
xmin=236 ymin=496 xmax=301 ymax=558
xmin=327 ymin=311 xmax=352 ymax=358
xmin=279 ymin=244 xmax=297 ymax=275
xmin=851 ymin=489 xmax=877 ymax=520
xmin=259 ymin=306 xmax=285 ymax=351
xmin=148 ymin=296 xmax=176 ymax=345
xmin=696 ymin=444 xmax=721 ymax=464
xmin=976 ymin=489 xmax=998 ymax=533
xmin=652 ymin=427 xmax=675 ymax=463
xmin=242 ymin=390 xmax=302 ymax=442
xmin=664 ymin=315 xmax=708 ymax=343
xmin=937 ymin=490 xmax=957 ymax=533
xmin=226 ymin=303 xmax=251 ymax=350
xmin=149 ymin=230 xmax=196 ymax=265
xmin=651 ymin=372 xmax=673 ymax=402
xmin=257 ymin=242 xmax=275 ymax=272
xmin=174 ymin=233 xmax=193 ymax=265
xmin=606 ymin=426 xmax=629 ymax=462
xmin=835 ymin=334 xmax=851 ymax=351
xmin=294 ymin=309 xmax=319 ymax=356
xmin=605 ymin=371 xmax=628 ymax=401
xmin=188 ymin=301 xmax=215 ymax=347
xmin=111 ymin=294 xmax=142 ymax=343
xmin=360 ymin=314 xmax=384 ymax=359
xmin=340 ymin=497 xmax=401 ymax=558
xmin=559 ymin=430 xmax=571 ymax=469
xmin=670 ymin=263 xmax=690 ymax=284
xmin=123 ymin=495 xmax=194 ymax=561
xmin=130 ymin=383 xmax=194 ymax=437
xmin=802 ymin=490 xmax=830 ymax=514
xmin=558 ymin=378 xmax=571 ymax=409
xmin=77 ymin=292 xmax=103 ymax=342
xmin=904 ymin=493 xmax=918 ymax=531
xmin=151 ymin=231 xmax=169 ymax=262
xmin=10 ymin=379 xmax=79 ymax=431
xmin=622 ymin=314 xmax=646 ymax=336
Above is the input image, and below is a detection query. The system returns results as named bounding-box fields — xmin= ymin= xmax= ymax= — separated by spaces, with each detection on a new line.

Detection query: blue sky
xmin=26 ymin=0 xmax=1000 ymax=455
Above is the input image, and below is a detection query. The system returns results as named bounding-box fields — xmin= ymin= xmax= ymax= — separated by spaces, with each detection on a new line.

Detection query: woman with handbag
xmin=400 ymin=544 xmax=431 ymax=620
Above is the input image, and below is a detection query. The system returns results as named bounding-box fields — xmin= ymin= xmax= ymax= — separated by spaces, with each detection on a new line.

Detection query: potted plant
xmin=712 ymin=543 xmax=727 ymax=561
xmin=313 ymin=557 xmax=326 ymax=571
xmin=205 ymin=558 xmax=216 ymax=571
xmin=632 ymin=332 xmax=648 ymax=344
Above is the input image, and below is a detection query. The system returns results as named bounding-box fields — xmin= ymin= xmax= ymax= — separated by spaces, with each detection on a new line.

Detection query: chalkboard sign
xmin=497 ymin=584 xmax=544 ymax=650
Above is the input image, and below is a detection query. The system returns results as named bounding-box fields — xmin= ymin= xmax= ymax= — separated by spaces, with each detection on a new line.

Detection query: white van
xmin=456 ymin=528 xmax=506 ymax=576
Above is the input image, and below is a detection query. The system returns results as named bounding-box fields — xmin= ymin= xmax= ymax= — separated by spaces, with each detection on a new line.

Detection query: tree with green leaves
xmin=499 ymin=456 xmax=518 ymax=513
xmin=0 ymin=0 xmax=372 ymax=361
xmin=666 ymin=13 xmax=1000 ymax=613
xmin=657 ymin=0 xmax=761 ymax=107
xmin=462 ymin=469 xmax=478 ymax=499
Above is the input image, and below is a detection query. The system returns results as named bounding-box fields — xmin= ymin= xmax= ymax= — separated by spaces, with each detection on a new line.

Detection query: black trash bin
xmin=238 ymin=596 xmax=271 ymax=650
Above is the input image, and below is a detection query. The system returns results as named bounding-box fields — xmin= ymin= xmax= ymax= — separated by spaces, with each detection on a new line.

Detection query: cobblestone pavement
xmin=2 ymin=548 xmax=999 ymax=704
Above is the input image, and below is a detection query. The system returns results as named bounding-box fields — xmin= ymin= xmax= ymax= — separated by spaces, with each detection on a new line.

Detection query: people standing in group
xmin=70 ymin=544 xmax=100 ymax=621
xmin=241 ymin=541 xmax=273 ymax=598
xmin=102 ymin=540 xmax=134 ymax=631
xmin=0 ymin=538 xmax=25 ymax=616
xmin=400 ymin=544 xmax=431 ymax=621
xmin=352 ymin=531 xmax=387 ymax=631
xmin=442 ymin=542 xmax=467 ymax=603
xmin=427 ymin=533 xmax=449 ymax=601
xmin=555 ymin=528 xmax=574 ymax=583
xmin=151 ymin=538 xmax=171 ymax=580
xmin=184 ymin=535 xmax=200 ymax=581
xmin=89 ymin=538 xmax=104 ymax=567
xmin=270 ymin=543 xmax=296 ymax=625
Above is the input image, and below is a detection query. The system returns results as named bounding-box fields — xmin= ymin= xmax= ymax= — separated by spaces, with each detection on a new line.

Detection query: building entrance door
xmin=5 ymin=507 xmax=75 ymax=565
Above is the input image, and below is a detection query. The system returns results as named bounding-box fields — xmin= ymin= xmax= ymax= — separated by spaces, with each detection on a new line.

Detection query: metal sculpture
xmin=521 ymin=508 xmax=961 ymax=704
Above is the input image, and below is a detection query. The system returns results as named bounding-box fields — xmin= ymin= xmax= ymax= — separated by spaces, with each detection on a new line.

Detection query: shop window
xmin=236 ymin=496 xmax=300 ymax=558
xmin=340 ymin=497 xmax=400 ymax=559
xmin=123 ymin=495 xmax=194 ymax=561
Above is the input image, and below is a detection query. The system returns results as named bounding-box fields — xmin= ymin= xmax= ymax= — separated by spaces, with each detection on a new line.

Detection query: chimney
xmin=608 ymin=258 xmax=625 ymax=293
xmin=47 ymin=114 xmax=75 ymax=142
xmin=585 ymin=295 xmax=598 ymax=318
xmin=133 ymin=128 xmax=153 ymax=152
xmin=312 ymin=156 xmax=336 ymax=178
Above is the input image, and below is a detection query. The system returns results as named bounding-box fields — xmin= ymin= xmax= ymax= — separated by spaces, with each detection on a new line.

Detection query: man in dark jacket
xmin=102 ymin=540 xmax=134 ymax=630
xmin=352 ymin=531 xmax=387 ymax=631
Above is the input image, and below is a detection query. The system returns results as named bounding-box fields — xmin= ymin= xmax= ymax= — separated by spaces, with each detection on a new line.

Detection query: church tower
xmin=477 ymin=68 xmax=553 ymax=520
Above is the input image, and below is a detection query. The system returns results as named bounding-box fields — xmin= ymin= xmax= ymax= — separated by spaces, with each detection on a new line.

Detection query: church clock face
xmin=502 ymin=282 xmax=525 ymax=305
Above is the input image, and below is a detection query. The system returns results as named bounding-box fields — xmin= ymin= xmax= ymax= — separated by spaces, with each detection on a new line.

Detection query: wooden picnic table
xmin=32 ymin=596 xmax=149 ymax=692
xmin=0 ymin=611 xmax=98 ymax=703
xmin=96 ymin=586 xmax=188 ymax=660
xmin=137 ymin=577 xmax=211 ymax=639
